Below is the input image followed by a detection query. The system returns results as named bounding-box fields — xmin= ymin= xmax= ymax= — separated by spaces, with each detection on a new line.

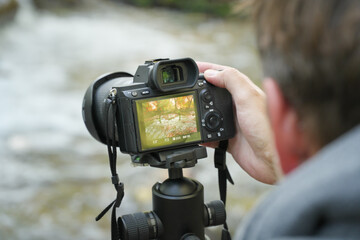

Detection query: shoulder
xmin=237 ymin=125 xmax=360 ymax=240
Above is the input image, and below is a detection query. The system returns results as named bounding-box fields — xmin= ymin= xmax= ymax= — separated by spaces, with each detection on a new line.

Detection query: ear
xmin=263 ymin=78 xmax=308 ymax=174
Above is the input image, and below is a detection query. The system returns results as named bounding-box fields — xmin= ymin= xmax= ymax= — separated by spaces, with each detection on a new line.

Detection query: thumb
xmin=205 ymin=67 xmax=264 ymax=105
xmin=205 ymin=68 xmax=255 ymax=95
xmin=204 ymin=69 xmax=226 ymax=88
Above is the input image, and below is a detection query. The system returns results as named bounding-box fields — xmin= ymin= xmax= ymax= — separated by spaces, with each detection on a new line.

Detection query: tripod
xmin=118 ymin=146 xmax=227 ymax=240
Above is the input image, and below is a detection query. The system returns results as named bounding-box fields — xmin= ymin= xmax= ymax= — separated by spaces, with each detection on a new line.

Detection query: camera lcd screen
xmin=135 ymin=92 xmax=201 ymax=151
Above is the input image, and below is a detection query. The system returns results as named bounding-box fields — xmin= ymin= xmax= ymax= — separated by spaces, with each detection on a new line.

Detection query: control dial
xmin=200 ymin=90 xmax=213 ymax=103
xmin=204 ymin=111 xmax=222 ymax=131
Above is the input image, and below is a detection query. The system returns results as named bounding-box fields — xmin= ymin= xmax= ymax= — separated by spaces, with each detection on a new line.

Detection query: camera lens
xmin=119 ymin=211 xmax=163 ymax=240
xmin=82 ymin=72 xmax=133 ymax=145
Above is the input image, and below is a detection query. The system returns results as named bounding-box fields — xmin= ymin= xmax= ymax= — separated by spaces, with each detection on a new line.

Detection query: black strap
xmin=95 ymin=90 xmax=124 ymax=240
xmin=215 ymin=140 xmax=234 ymax=240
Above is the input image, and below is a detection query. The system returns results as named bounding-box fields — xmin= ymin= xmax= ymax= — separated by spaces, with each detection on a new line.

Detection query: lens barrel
xmin=82 ymin=72 xmax=133 ymax=145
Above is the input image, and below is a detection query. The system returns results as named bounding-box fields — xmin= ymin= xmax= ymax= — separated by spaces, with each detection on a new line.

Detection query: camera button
xmin=141 ymin=90 xmax=150 ymax=95
xmin=131 ymin=91 xmax=138 ymax=97
xmin=209 ymin=115 xmax=219 ymax=126
xmin=198 ymin=82 xmax=204 ymax=87
xmin=205 ymin=111 xmax=222 ymax=131
xmin=217 ymin=132 xmax=222 ymax=137
xmin=201 ymin=90 xmax=213 ymax=103
xmin=207 ymin=133 xmax=213 ymax=139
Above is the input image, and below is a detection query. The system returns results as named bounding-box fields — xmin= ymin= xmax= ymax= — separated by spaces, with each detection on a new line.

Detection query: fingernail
xmin=204 ymin=69 xmax=219 ymax=77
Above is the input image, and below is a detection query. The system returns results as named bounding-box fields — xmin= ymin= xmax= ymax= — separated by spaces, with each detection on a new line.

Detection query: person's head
xmin=253 ymin=0 xmax=360 ymax=173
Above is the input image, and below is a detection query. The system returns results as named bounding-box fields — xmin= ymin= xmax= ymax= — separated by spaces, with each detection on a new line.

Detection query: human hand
xmin=197 ymin=62 xmax=281 ymax=184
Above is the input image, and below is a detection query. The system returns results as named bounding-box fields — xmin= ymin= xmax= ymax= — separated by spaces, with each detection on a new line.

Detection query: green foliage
xmin=132 ymin=0 xmax=152 ymax=8
xmin=0 ymin=0 xmax=18 ymax=24
xmin=120 ymin=0 xmax=234 ymax=17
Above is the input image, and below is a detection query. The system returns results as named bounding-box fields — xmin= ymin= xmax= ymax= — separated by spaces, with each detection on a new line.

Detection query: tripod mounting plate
xmin=131 ymin=145 xmax=207 ymax=169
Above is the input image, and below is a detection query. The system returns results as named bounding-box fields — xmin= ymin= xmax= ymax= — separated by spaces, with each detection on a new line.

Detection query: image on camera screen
xmin=135 ymin=92 xmax=201 ymax=151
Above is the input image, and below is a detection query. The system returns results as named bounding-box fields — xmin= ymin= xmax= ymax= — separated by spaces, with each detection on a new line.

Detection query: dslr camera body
xmin=82 ymin=58 xmax=235 ymax=156
xmin=82 ymin=58 xmax=235 ymax=239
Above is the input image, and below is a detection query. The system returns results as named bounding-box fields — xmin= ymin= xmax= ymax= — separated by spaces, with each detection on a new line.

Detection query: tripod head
xmin=118 ymin=146 xmax=227 ymax=240
xmin=130 ymin=145 xmax=207 ymax=169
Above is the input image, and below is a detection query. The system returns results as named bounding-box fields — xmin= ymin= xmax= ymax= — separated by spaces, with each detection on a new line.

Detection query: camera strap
xmin=215 ymin=140 xmax=234 ymax=240
xmin=95 ymin=89 xmax=124 ymax=240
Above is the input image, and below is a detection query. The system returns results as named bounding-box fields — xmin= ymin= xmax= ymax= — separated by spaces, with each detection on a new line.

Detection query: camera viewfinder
xmin=161 ymin=65 xmax=184 ymax=84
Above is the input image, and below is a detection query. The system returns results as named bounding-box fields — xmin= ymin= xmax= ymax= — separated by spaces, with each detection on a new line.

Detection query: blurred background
xmin=0 ymin=0 xmax=272 ymax=239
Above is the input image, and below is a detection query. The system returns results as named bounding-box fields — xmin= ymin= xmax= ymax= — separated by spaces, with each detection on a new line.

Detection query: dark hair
xmin=253 ymin=0 xmax=360 ymax=146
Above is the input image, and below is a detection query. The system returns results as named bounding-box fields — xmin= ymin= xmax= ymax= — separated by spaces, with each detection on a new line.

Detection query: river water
xmin=0 ymin=1 xmax=270 ymax=239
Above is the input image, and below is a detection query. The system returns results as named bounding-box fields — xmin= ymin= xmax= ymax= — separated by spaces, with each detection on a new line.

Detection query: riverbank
xmin=0 ymin=0 xmax=251 ymax=24
xmin=0 ymin=1 xmax=269 ymax=239
xmin=118 ymin=0 xmax=243 ymax=18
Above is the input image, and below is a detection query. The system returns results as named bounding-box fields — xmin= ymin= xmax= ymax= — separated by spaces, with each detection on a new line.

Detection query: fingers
xmin=197 ymin=62 xmax=228 ymax=73
xmin=200 ymin=142 xmax=219 ymax=149
xmin=197 ymin=61 xmax=260 ymax=95
xmin=197 ymin=61 xmax=234 ymax=89
xmin=204 ymin=67 xmax=240 ymax=90
xmin=206 ymin=68 xmax=264 ymax=106
xmin=197 ymin=62 xmax=280 ymax=184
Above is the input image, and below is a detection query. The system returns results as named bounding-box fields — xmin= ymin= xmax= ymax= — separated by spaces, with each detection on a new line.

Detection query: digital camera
xmin=82 ymin=58 xmax=235 ymax=155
